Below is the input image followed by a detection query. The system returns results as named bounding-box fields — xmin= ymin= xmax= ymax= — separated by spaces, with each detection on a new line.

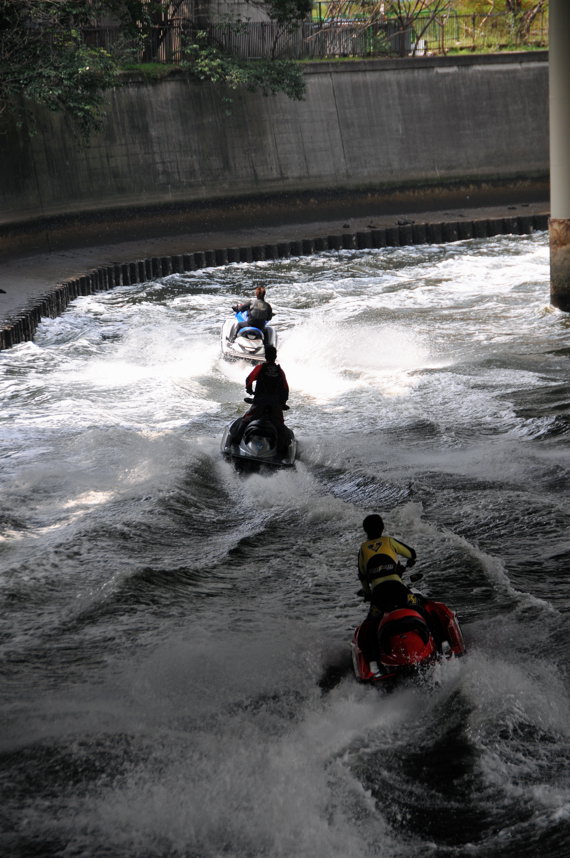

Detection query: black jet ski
xmin=220 ymin=411 xmax=296 ymax=471
xmin=221 ymin=310 xmax=277 ymax=364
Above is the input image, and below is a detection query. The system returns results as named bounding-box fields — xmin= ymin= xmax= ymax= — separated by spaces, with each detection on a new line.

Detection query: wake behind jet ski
xmin=221 ymin=286 xmax=277 ymax=364
xmin=221 ymin=344 xmax=296 ymax=471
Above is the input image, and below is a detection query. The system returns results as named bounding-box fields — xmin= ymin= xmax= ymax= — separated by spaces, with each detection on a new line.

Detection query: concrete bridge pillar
xmin=549 ymin=0 xmax=570 ymax=310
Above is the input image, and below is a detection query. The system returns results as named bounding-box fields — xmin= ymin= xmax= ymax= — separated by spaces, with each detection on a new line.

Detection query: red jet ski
xmin=351 ymin=585 xmax=465 ymax=687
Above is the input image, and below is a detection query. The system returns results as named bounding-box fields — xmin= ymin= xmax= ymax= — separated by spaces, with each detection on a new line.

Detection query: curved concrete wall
xmin=0 ymin=211 xmax=548 ymax=350
xmin=0 ymin=52 xmax=548 ymax=242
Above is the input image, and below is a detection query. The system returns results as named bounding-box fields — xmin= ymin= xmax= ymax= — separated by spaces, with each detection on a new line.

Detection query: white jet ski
xmin=220 ymin=310 xmax=277 ymax=364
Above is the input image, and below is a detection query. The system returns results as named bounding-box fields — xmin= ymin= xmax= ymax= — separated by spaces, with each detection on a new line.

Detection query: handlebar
xmin=243 ymin=396 xmax=289 ymax=410
xmin=398 ymin=561 xmax=422 ymax=583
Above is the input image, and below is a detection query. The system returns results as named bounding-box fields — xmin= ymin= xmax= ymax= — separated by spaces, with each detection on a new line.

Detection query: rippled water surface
xmin=1 ymin=233 xmax=569 ymax=858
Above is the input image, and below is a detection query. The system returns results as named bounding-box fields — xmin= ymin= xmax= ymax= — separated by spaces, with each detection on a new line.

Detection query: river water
xmin=1 ymin=232 xmax=569 ymax=858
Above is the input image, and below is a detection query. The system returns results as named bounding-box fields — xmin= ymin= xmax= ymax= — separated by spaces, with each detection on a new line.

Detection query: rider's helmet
xmin=264 ymin=345 xmax=277 ymax=363
xmin=363 ymin=514 xmax=384 ymax=538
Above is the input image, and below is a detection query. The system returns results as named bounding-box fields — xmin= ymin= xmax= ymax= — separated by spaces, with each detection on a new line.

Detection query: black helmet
xmin=264 ymin=345 xmax=277 ymax=362
xmin=363 ymin=514 xmax=384 ymax=538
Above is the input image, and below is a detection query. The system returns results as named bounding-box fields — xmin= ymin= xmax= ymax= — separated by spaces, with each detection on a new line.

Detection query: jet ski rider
xmin=357 ymin=513 xmax=419 ymax=677
xmin=230 ymin=286 xmax=273 ymax=341
xmin=230 ymin=345 xmax=290 ymax=452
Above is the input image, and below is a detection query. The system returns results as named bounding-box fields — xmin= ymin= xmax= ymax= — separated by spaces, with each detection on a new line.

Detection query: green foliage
xmin=121 ymin=62 xmax=179 ymax=77
xmin=0 ymin=0 xmax=119 ymax=137
xmin=0 ymin=1 xmax=307 ymax=138
xmin=236 ymin=58 xmax=306 ymax=100
xmin=444 ymin=0 xmax=548 ymax=42
xmin=262 ymin=0 xmax=313 ymax=25
xmin=181 ymin=31 xmax=305 ymax=100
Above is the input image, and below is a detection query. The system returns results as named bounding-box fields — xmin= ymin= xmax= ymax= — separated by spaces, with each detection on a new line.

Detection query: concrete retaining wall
xmin=0 ymin=52 xmax=548 ymax=247
xmin=0 ymin=51 xmax=550 ymax=349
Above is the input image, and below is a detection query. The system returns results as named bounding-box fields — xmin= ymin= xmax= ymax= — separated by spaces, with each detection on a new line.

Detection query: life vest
xmin=360 ymin=536 xmax=399 ymax=568
xmin=248 ymin=298 xmax=272 ymax=323
xmin=358 ymin=536 xmax=412 ymax=586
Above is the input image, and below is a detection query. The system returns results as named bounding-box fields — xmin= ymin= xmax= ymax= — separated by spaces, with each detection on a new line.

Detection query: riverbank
xmin=0 ymin=192 xmax=549 ymax=351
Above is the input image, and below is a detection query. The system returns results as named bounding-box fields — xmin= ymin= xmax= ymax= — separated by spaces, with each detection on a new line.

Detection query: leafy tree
xmin=454 ymin=0 xmax=547 ymax=45
xmin=246 ymin=0 xmax=313 ymax=59
xmin=493 ymin=0 xmax=547 ymax=44
xmin=0 ymin=1 xmax=308 ymax=137
xmin=257 ymin=0 xmax=313 ymax=24
xmin=152 ymin=1 xmax=309 ymax=98
xmin=181 ymin=30 xmax=305 ymax=99
xmin=0 ymin=1 xmax=120 ymax=135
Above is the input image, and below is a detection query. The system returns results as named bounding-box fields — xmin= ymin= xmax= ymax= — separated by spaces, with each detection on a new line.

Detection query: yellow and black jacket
xmin=358 ymin=535 xmax=416 ymax=597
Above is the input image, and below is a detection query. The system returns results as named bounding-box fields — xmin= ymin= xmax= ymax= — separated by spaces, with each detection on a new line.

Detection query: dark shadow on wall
xmin=0 ymin=178 xmax=549 ymax=261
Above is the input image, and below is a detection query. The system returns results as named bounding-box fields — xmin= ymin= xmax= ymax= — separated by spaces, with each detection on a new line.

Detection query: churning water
xmin=1 ymin=232 xmax=569 ymax=858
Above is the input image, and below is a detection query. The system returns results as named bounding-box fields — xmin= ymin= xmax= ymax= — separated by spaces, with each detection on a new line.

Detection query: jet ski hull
xmin=221 ymin=418 xmax=296 ymax=470
xmin=220 ymin=318 xmax=277 ymax=364
xmin=351 ymin=599 xmax=465 ymax=687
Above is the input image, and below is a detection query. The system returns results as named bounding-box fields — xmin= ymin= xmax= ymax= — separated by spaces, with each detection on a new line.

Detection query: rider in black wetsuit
xmin=231 ymin=287 xmax=273 ymax=340
xmin=230 ymin=345 xmax=290 ymax=453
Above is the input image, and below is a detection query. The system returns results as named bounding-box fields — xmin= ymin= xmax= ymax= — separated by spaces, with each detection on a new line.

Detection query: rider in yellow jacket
xmin=358 ymin=516 xmax=416 ymax=606
xmin=357 ymin=513 xmax=418 ymax=676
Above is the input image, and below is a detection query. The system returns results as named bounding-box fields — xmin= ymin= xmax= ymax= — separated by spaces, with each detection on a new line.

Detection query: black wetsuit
xmin=235 ymin=298 xmax=273 ymax=337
